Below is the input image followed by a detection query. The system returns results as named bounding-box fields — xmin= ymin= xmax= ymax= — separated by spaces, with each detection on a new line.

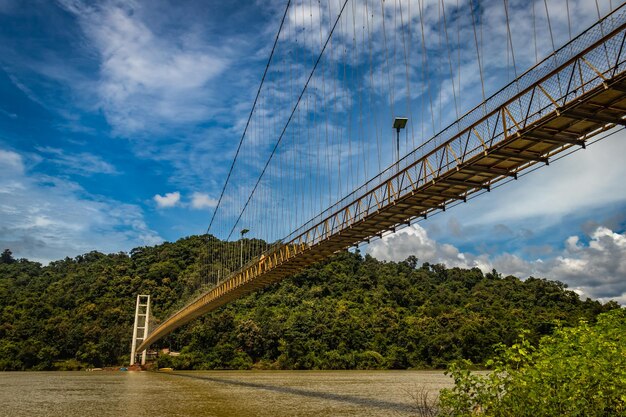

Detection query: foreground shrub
xmin=439 ymin=309 xmax=626 ymax=416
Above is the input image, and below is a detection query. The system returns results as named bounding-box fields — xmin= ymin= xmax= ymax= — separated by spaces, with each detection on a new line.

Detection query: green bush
xmin=53 ymin=358 xmax=85 ymax=371
xmin=439 ymin=309 xmax=626 ymax=416
xmin=229 ymin=351 xmax=253 ymax=370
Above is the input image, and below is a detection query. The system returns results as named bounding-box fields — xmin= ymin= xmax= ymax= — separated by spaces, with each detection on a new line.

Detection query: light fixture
xmin=393 ymin=117 xmax=408 ymax=164
xmin=393 ymin=117 xmax=408 ymax=130
xmin=240 ymin=229 xmax=250 ymax=268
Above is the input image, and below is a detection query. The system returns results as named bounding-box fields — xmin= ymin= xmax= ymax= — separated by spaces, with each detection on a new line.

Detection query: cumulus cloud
xmin=153 ymin=191 xmax=180 ymax=208
xmin=548 ymin=227 xmax=626 ymax=300
xmin=0 ymin=148 xmax=161 ymax=263
xmin=367 ymin=224 xmax=491 ymax=271
xmin=190 ymin=192 xmax=217 ymax=210
xmin=36 ymin=146 xmax=117 ymax=176
xmin=153 ymin=191 xmax=217 ymax=209
xmin=367 ymin=223 xmax=626 ymax=303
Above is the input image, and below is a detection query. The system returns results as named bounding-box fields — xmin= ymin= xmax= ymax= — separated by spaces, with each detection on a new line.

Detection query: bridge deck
xmin=138 ymin=8 xmax=626 ymax=352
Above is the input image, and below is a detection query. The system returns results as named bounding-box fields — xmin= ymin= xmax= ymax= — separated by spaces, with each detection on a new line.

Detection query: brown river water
xmin=0 ymin=370 xmax=452 ymax=417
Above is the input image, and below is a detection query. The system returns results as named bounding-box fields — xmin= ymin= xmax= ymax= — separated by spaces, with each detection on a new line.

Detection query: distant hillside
xmin=0 ymin=237 xmax=618 ymax=370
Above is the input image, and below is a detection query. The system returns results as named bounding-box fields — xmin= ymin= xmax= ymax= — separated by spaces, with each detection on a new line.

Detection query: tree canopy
xmin=0 ymin=235 xmax=618 ymax=371
xmin=1 ymin=249 xmax=15 ymax=264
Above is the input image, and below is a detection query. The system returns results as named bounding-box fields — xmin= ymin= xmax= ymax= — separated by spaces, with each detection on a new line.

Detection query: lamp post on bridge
xmin=392 ymin=117 xmax=408 ymax=200
xmin=240 ymin=229 xmax=249 ymax=268
xmin=392 ymin=117 xmax=408 ymax=165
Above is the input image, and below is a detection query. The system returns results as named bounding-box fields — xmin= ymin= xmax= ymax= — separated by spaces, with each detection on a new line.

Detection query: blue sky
xmin=1 ymin=0 xmax=625 ymax=302
xmin=0 ymin=0 xmax=280 ymax=255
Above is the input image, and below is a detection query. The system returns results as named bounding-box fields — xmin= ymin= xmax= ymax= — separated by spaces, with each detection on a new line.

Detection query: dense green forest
xmin=0 ymin=236 xmax=618 ymax=371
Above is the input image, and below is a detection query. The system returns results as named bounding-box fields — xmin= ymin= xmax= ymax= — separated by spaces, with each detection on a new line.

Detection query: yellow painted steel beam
xmin=138 ymin=8 xmax=626 ymax=352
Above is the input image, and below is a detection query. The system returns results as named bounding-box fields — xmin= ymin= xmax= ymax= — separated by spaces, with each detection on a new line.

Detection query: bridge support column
xmin=130 ymin=294 xmax=151 ymax=366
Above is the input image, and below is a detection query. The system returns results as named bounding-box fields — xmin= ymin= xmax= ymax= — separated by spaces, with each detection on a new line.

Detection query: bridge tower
xmin=130 ymin=294 xmax=151 ymax=366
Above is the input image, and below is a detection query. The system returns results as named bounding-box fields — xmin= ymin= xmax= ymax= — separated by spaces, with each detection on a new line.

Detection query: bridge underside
xmin=138 ymin=11 xmax=626 ymax=352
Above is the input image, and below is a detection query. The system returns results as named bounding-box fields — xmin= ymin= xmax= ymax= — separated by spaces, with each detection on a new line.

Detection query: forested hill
xmin=0 ymin=236 xmax=618 ymax=371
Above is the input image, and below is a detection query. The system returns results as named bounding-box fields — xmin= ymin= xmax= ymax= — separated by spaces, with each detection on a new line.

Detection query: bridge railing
xmin=279 ymin=3 xmax=626 ymax=249
xmin=147 ymin=5 xmax=626 ymax=337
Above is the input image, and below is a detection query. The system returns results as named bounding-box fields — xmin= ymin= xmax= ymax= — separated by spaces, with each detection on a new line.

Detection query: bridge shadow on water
xmin=169 ymin=372 xmax=420 ymax=414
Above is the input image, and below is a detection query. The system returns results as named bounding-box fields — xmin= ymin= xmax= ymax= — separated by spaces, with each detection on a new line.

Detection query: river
xmin=0 ymin=370 xmax=452 ymax=416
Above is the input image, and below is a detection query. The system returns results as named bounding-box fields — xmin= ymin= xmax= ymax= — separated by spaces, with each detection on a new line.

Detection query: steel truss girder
xmin=490 ymin=149 xmax=549 ymax=164
xmin=138 ymin=9 xmax=626 ymax=352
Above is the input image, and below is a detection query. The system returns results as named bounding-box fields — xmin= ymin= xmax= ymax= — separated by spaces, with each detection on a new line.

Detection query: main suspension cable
xmin=226 ymin=0 xmax=352 ymax=242
xmin=205 ymin=0 xmax=292 ymax=236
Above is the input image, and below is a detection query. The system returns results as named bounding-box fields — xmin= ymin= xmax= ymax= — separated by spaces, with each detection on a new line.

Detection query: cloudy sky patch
xmin=0 ymin=0 xmax=624 ymax=303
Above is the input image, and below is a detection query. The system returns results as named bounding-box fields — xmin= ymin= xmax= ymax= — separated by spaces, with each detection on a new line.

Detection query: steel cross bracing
xmin=138 ymin=8 xmax=626 ymax=352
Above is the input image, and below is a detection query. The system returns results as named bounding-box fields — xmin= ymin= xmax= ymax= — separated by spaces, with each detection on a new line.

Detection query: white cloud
xmin=0 ymin=148 xmax=162 ymax=263
xmin=153 ymin=191 xmax=216 ymax=210
xmin=367 ymin=224 xmax=483 ymax=269
xmin=57 ymin=0 xmax=230 ymax=135
xmin=367 ymin=223 xmax=626 ymax=304
xmin=5 ymin=73 xmax=48 ymax=109
xmin=0 ymin=149 xmax=24 ymax=174
xmin=190 ymin=192 xmax=217 ymax=210
xmin=153 ymin=191 xmax=180 ymax=208
xmin=36 ymin=146 xmax=118 ymax=176
xmin=0 ymin=107 xmax=17 ymax=119
xmin=548 ymin=226 xmax=626 ymax=299
xmin=470 ymin=134 xmax=626 ymax=225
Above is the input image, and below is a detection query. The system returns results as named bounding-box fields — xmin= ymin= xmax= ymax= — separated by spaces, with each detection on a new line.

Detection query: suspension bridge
xmin=134 ymin=0 xmax=626 ymax=358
